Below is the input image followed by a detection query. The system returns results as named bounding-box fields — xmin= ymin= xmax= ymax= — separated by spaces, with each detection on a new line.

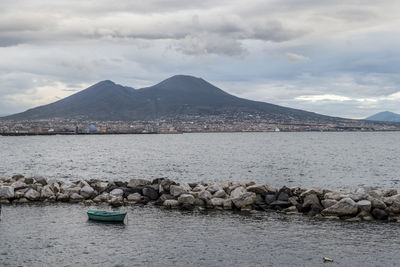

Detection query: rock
xmin=223 ymin=199 xmax=232 ymax=209
xmin=24 ymin=188 xmax=40 ymax=201
xmin=192 ymin=184 xmax=205 ymax=192
xmin=371 ymin=208 xmax=388 ymax=220
xmin=345 ymin=217 xmax=361 ymax=222
xmin=370 ymin=198 xmax=387 ymax=210
xmin=383 ymin=189 xmax=398 ymax=197
xmin=321 ymin=198 xmax=358 ymax=217
xmin=14 ymin=189 xmax=27 ymax=199
xmin=177 ymin=194 xmax=195 ymax=205
xmin=127 ymin=178 xmax=151 ymax=188
xmin=356 ymin=200 xmax=372 ymax=212
xmin=142 ymin=186 xmax=159 ymax=200
xmin=56 ymin=193 xmax=70 ymax=202
xmin=199 ymin=190 xmax=212 ymax=200
xmin=159 ymin=194 xmax=173 ymax=202
xmin=80 ymin=185 xmax=95 ymax=199
xmin=265 ymin=194 xmax=276 ymax=205
xmin=283 ymin=206 xmax=298 ymax=213
xmin=194 ymin=198 xmax=205 ymax=206
xmin=92 ymin=181 xmax=108 ymax=193
xmin=213 ymin=189 xmax=226 ymax=199
xmin=321 ymin=199 xmax=337 ymax=209
xmin=70 ymin=193 xmax=84 ymax=203
xmin=210 ymin=198 xmax=225 ymax=207
xmin=47 ymin=180 xmax=60 ymax=194
xmin=389 ymin=200 xmax=400 ymax=214
xmin=246 ymin=184 xmax=270 ymax=196
xmin=34 ymin=176 xmax=47 ymax=185
xmin=93 ymin=192 xmax=110 ymax=203
xmin=163 ymin=199 xmax=180 ymax=208
xmin=110 ymin=188 xmax=124 ymax=197
xmin=270 ymin=200 xmax=292 ymax=209
xmin=207 ymin=184 xmax=221 ymax=194
xmin=12 ymin=174 xmax=24 ymax=180
xmin=11 ymin=181 xmax=27 ymax=190
xmin=232 ymin=192 xmax=257 ymax=209
xmin=324 ymin=192 xmax=342 ymax=201
xmin=300 ymin=188 xmax=323 ymax=198
xmin=40 ymin=185 xmax=54 ymax=199
xmin=0 ymin=186 xmax=14 ymax=199
xmin=24 ymin=177 xmax=34 ymax=184
xmin=302 ymin=194 xmax=321 ymax=209
xmin=110 ymin=196 xmax=123 ymax=207
xmin=170 ymin=184 xmax=189 ymax=197
xmin=127 ymin=193 xmax=142 ymax=202
xmin=230 ymin=186 xmax=246 ymax=199
xmin=159 ymin=179 xmax=176 ymax=193
xmin=14 ymin=197 xmax=29 ymax=203
xmin=277 ymin=186 xmax=292 ymax=201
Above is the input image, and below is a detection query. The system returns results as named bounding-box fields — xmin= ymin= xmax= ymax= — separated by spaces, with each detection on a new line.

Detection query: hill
xmin=0 ymin=75 xmax=355 ymax=123
xmin=365 ymin=111 xmax=400 ymax=122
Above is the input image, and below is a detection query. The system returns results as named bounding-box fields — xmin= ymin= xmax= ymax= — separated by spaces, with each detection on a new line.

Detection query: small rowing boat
xmin=87 ymin=210 xmax=127 ymax=222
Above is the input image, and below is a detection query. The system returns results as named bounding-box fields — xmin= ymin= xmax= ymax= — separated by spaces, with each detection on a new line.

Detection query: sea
xmin=1 ymin=132 xmax=400 ymax=266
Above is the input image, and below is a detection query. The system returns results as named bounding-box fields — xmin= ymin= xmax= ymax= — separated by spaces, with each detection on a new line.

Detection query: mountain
xmin=365 ymin=111 xmax=400 ymax=122
xmin=1 ymin=75 xmax=349 ymax=123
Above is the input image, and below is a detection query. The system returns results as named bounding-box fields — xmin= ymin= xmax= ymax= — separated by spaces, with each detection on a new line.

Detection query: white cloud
xmin=286 ymin=52 xmax=310 ymax=62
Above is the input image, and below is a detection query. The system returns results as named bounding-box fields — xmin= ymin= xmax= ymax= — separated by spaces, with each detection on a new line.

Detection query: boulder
xmin=223 ymin=199 xmax=232 ymax=209
xmin=246 ymin=184 xmax=271 ymax=196
xmin=159 ymin=194 xmax=173 ymax=202
xmin=11 ymin=181 xmax=27 ymax=190
xmin=159 ymin=179 xmax=176 ymax=193
xmin=302 ymin=194 xmax=320 ymax=209
xmin=371 ymin=208 xmax=388 ymax=220
xmin=265 ymin=194 xmax=276 ymax=205
xmin=321 ymin=198 xmax=358 ymax=217
xmin=24 ymin=177 xmax=34 ymax=184
xmin=388 ymin=200 xmax=400 ymax=214
xmin=14 ymin=197 xmax=29 ymax=204
xmin=93 ymin=192 xmax=110 ymax=203
xmin=370 ymin=198 xmax=387 ymax=210
xmin=177 ymin=194 xmax=195 ymax=205
xmin=213 ymin=190 xmax=226 ymax=199
xmin=199 ymin=190 xmax=212 ymax=200
xmin=324 ymin=192 xmax=342 ymax=201
xmin=321 ymin=199 xmax=337 ymax=209
xmin=92 ymin=181 xmax=108 ymax=193
xmin=207 ymin=184 xmax=221 ymax=194
xmin=80 ymin=185 xmax=95 ymax=199
xmin=0 ymin=186 xmax=14 ymax=199
xmin=127 ymin=178 xmax=151 ymax=188
xmin=110 ymin=188 xmax=124 ymax=197
xmin=56 ymin=193 xmax=70 ymax=202
xmin=14 ymin=190 xmax=27 ymax=199
xmin=277 ymin=186 xmax=292 ymax=201
xmin=232 ymin=192 xmax=257 ymax=209
xmin=170 ymin=184 xmax=189 ymax=197
xmin=356 ymin=200 xmax=372 ymax=212
xmin=40 ymin=185 xmax=54 ymax=199
xmin=34 ymin=176 xmax=47 ymax=186
xmin=127 ymin=193 xmax=142 ymax=202
xmin=142 ymin=186 xmax=159 ymax=200
xmin=194 ymin=198 xmax=205 ymax=207
xmin=210 ymin=198 xmax=225 ymax=207
xmin=230 ymin=186 xmax=246 ymax=199
xmin=25 ymin=188 xmax=40 ymax=201
xmin=163 ymin=199 xmax=179 ymax=208
xmin=192 ymin=184 xmax=205 ymax=192
xmin=110 ymin=196 xmax=123 ymax=207
xmin=269 ymin=200 xmax=292 ymax=209
xmin=47 ymin=180 xmax=60 ymax=194
xmin=70 ymin=193 xmax=84 ymax=203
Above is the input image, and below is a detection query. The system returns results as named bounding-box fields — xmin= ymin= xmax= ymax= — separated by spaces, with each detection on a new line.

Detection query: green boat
xmin=87 ymin=210 xmax=127 ymax=222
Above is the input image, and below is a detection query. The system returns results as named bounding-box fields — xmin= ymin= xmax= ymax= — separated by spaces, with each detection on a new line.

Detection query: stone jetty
xmin=1 ymin=174 xmax=400 ymax=222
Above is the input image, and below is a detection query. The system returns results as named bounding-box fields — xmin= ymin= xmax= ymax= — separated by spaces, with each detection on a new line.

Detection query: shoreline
xmin=1 ymin=175 xmax=400 ymax=222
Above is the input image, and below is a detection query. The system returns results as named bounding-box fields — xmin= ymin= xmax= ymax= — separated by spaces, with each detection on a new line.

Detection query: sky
xmin=0 ymin=0 xmax=399 ymax=118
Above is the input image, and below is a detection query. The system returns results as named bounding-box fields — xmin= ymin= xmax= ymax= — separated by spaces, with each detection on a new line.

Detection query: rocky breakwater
xmin=1 ymin=175 xmax=400 ymax=222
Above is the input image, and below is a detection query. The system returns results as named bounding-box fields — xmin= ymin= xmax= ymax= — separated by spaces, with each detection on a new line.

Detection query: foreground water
xmin=1 ymin=204 xmax=400 ymax=267
xmin=1 ymin=132 xmax=400 ymax=190
xmin=1 ymin=132 xmax=400 ymax=266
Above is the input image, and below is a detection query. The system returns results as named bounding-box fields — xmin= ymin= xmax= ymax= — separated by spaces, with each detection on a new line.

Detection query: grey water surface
xmin=1 ymin=132 xmax=400 ymax=266
xmin=0 ymin=132 xmax=399 ymax=190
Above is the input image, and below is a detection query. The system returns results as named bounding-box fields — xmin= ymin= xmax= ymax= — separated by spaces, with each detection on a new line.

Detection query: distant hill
xmin=366 ymin=111 xmax=400 ymax=122
xmin=0 ymin=75 xmax=357 ymax=123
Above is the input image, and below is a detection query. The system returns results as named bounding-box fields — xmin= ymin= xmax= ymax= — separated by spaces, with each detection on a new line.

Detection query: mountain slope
xmin=2 ymin=75 xmax=347 ymax=122
xmin=366 ymin=111 xmax=400 ymax=122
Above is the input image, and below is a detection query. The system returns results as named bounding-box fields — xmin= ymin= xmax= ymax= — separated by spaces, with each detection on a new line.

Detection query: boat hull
xmin=87 ymin=210 xmax=127 ymax=222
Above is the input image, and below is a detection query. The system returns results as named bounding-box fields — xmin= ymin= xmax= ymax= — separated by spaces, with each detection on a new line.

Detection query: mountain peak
xmin=95 ymin=80 xmax=116 ymax=86
xmin=366 ymin=111 xmax=400 ymax=122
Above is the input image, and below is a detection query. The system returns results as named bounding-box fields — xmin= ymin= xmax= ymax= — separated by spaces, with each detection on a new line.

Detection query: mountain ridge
xmin=0 ymin=75 xmax=358 ymax=123
xmin=366 ymin=111 xmax=400 ymax=122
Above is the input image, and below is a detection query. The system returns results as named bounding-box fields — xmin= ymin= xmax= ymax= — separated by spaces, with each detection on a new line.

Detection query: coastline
xmin=1 ymin=175 xmax=400 ymax=223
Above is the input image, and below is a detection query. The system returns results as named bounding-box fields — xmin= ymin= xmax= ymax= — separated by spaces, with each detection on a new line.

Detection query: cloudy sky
xmin=0 ymin=0 xmax=399 ymax=118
